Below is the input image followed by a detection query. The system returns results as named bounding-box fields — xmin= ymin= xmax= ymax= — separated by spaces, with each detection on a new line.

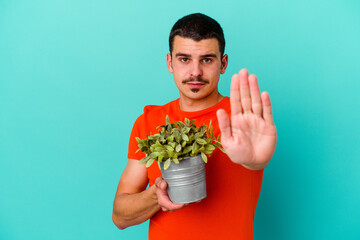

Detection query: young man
xmin=112 ymin=13 xmax=277 ymax=240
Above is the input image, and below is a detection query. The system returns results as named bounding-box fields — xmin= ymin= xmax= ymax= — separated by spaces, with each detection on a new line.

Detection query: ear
xmin=220 ymin=54 xmax=228 ymax=74
xmin=166 ymin=53 xmax=174 ymax=73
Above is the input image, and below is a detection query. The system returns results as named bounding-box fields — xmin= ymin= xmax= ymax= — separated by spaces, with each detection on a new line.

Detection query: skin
xmin=166 ymin=36 xmax=228 ymax=112
xmin=112 ymin=36 xmax=277 ymax=229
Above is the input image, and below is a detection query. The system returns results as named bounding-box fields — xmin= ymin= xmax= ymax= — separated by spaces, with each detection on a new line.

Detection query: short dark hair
xmin=169 ymin=13 xmax=225 ymax=56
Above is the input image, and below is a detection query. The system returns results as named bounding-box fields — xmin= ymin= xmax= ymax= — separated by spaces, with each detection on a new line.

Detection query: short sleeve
xmin=127 ymin=114 xmax=146 ymax=160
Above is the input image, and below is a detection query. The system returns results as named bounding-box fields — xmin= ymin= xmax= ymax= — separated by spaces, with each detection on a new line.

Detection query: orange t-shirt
xmin=128 ymin=97 xmax=264 ymax=240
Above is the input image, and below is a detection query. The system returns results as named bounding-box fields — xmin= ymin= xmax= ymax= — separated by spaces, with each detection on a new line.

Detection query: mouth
xmin=186 ymin=82 xmax=205 ymax=89
xmin=182 ymin=77 xmax=209 ymax=92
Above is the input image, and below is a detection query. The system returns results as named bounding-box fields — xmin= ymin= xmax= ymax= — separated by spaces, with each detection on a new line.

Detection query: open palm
xmin=217 ymin=69 xmax=277 ymax=170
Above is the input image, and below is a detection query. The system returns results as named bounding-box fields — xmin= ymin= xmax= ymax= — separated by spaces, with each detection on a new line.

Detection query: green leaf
xmin=159 ymin=136 xmax=166 ymax=143
xmin=171 ymin=127 xmax=180 ymax=133
xmin=205 ymin=144 xmax=216 ymax=151
xmin=146 ymin=158 xmax=155 ymax=167
xmin=139 ymin=156 xmax=149 ymax=164
xmin=155 ymin=147 xmax=164 ymax=152
xmin=194 ymin=132 xmax=204 ymax=139
xmin=135 ymin=149 xmax=140 ymax=153
xmin=208 ymin=120 xmax=212 ymax=131
xmin=135 ymin=137 xmax=142 ymax=143
xmin=201 ymin=152 xmax=208 ymax=163
xmin=182 ymin=134 xmax=189 ymax=141
xmin=149 ymin=152 xmax=159 ymax=158
xmin=181 ymin=140 xmax=187 ymax=147
xmin=168 ymin=151 xmax=175 ymax=158
xmin=166 ymin=115 xmax=170 ymax=125
xmin=148 ymin=134 xmax=158 ymax=140
xmin=172 ymin=158 xmax=179 ymax=164
xmin=192 ymin=142 xmax=199 ymax=155
xmin=167 ymin=135 xmax=174 ymax=142
xmin=158 ymin=153 xmax=164 ymax=162
xmin=196 ymin=138 xmax=207 ymax=145
xmin=204 ymin=149 xmax=213 ymax=155
xmin=165 ymin=145 xmax=174 ymax=152
xmin=200 ymin=125 xmax=207 ymax=133
xmin=151 ymin=140 xmax=162 ymax=148
xmin=183 ymin=145 xmax=192 ymax=154
xmin=164 ymin=158 xmax=171 ymax=170
xmin=214 ymin=142 xmax=222 ymax=148
xmin=185 ymin=118 xmax=190 ymax=126
xmin=174 ymin=121 xmax=185 ymax=128
xmin=168 ymin=142 xmax=176 ymax=148
xmin=190 ymin=119 xmax=196 ymax=124
xmin=174 ymin=132 xmax=181 ymax=143
xmin=189 ymin=133 xmax=194 ymax=142
xmin=175 ymin=144 xmax=182 ymax=152
xmin=218 ymin=146 xmax=226 ymax=153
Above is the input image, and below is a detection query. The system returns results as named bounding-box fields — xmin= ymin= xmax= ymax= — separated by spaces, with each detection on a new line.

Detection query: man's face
xmin=166 ymin=36 xmax=228 ymax=102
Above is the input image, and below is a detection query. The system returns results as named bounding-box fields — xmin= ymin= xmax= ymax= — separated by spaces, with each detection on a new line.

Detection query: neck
xmin=179 ymin=91 xmax=224 ymax=112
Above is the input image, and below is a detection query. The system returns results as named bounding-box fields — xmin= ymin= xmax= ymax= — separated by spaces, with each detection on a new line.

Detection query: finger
xmin=239 ymin=69 xmax=251 ymax=113
xmin=158 ymin=178 xmax=167 ymax=190
xmin=216 ymin=109 xmax=232 ymax=141
xmin=261 ymin=91 xmax=274 ymax=125
xmin=156 ymin=179 xmax=185 ymax=211
xmin=230 ymin=74 xmax=242 ymax=116
xmin=249 ymin=74 xmax=262 ymax=116
xmin=155 ymin=177 xmax=162 ymax=187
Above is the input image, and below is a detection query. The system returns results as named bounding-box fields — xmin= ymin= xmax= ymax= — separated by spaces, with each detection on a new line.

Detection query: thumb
xmin=155 ymin=177 xmax=167 ymax=191
xmin=216 ymin=109 xmax=232 ymax=142
xmin=160 ymin=179 xmax=167 ymax=190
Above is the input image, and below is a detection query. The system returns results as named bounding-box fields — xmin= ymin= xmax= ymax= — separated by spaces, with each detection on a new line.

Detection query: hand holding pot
xmin=155 ymin=177 xmax=188 ymax=212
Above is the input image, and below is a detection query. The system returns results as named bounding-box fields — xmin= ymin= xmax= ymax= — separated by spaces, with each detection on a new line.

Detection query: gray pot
xmin=160 ymin=155 xmax=207 ymax=204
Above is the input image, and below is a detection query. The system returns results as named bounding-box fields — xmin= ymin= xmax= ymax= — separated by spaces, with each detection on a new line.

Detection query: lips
xmin=186 ymin=82 xmax=205 ymax=89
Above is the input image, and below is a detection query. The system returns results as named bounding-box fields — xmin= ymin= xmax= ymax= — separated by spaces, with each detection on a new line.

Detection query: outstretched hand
xmin=217 ymin=69 xmax=277 ymax=170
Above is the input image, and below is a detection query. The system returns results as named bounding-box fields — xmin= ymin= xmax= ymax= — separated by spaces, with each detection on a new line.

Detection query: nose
xmin=190 ymin=61 xmax=203 ymax=78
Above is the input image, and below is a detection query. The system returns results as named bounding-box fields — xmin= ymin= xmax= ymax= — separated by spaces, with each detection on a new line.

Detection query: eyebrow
xmin=175 ymin=53 xmax=217 ymax=58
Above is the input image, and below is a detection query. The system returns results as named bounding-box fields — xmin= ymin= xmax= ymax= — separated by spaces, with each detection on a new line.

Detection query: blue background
xmin=1 ymin=0 xmax=359 ymax=239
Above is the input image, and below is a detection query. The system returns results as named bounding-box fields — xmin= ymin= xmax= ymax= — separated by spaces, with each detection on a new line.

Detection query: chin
xmin=186 ymin=91 xmax=211 ymax=100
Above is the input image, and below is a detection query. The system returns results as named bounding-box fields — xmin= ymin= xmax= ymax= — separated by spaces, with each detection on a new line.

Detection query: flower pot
xmin=160 ymin=155 xmax=207 ymax=204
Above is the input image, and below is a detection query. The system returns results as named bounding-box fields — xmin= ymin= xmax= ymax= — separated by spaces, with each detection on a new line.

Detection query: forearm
xmin=112 ymin=184 xmax=161 ymax=230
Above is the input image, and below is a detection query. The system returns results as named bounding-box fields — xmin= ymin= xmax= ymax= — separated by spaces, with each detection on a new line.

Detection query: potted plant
xmin=135 ymin=116 xmax=224 ymax=204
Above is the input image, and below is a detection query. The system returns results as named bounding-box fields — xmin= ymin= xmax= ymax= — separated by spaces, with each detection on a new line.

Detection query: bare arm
xmin=112 ymin=159 xmax=160 ymax=229
xmin=112 ymin=159 xmax=185 ymax=230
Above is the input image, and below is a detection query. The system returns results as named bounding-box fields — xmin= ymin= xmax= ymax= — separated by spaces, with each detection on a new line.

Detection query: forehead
xmin=172 ymin=36 xmax=221 ymax=56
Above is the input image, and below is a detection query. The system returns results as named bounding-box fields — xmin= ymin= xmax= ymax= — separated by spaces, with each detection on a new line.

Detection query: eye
xmin=180 ymin=57 xmax=189 ymax=63
xmin=202 ymin=58 xmax=212 ymax=63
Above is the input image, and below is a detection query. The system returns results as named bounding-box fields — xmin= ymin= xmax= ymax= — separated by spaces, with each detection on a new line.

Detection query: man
xmin=112 ymin=13 xmax=277 ymax=240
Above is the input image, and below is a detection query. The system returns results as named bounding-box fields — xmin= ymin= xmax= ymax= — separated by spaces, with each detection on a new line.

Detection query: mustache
xmin=182 ymin=77 xmax=209 ymax=84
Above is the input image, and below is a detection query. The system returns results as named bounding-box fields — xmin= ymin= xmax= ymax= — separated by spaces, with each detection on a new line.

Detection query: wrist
xmin=241 ymin=162 xmax=268 ymax=171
